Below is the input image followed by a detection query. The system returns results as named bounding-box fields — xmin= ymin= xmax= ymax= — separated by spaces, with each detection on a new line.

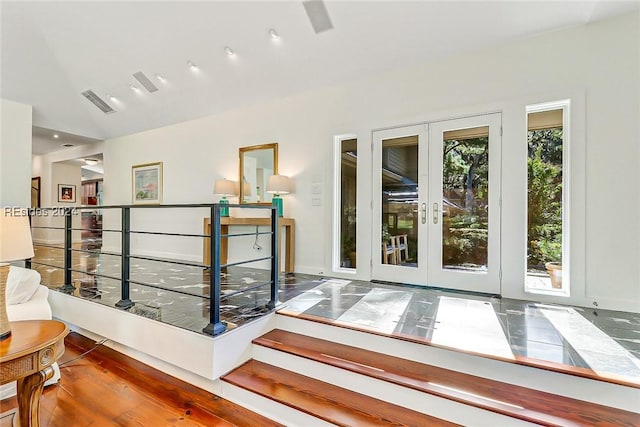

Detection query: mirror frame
xmin=239 ymin=142 xmax=278 ymax=204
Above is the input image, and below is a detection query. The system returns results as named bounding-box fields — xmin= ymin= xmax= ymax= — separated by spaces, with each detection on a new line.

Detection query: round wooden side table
xmin=0 ymin=320 xmax=69 ymax=427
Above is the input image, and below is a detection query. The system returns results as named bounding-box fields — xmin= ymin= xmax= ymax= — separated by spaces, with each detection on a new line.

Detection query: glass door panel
xmin=372 ymin=125 xmax=428 ymax=284
xmin=429 ymin=113 xmax=501 ymax=294
xmin=441 ymin=126 xmax=489 ymax=272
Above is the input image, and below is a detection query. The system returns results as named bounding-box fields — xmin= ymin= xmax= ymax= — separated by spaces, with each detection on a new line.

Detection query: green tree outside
xmin=527 ymin=128 xmax=563 ymax=269
xmin=441 ymin=127 xmax=563 ymax=271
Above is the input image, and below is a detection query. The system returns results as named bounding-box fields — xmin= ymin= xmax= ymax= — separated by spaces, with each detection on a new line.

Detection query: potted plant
xmin=545 ymin=261 xmax=562 ymax=289
xmin=341 ymin=206 xmax=357 ymax=268
xmin=341 ymin=236 xmax=356 ymax=268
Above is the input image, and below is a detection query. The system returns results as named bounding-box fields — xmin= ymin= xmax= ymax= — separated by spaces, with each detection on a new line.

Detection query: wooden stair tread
xmin=221 ymin=360 xmax=457 ymax=427
xmin=254 ymin=329 xmax=640 ymax=427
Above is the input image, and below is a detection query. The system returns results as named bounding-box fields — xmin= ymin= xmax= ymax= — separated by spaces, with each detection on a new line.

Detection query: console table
xmin=203 ymin=217 xmax=295 ymax=273
xmin=0 ymin=320 xmax=69 ymax=427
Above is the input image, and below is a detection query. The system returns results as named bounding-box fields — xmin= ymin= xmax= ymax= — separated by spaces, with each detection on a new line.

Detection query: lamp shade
xmin=266 ymin=175 xmax=291 ymax=195
xmin=213 ymin=179 xmax=238 ymax=197
xmin=0 ymin=212 xmax=34 ymax=262
xmin=0 ymin=211 xmax=35 ymax=339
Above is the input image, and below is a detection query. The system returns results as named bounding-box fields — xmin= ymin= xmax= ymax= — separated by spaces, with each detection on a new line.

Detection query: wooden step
xmin=221 ymin=359 xmax=457 ymax=427
xmin=254 ymin=329 xmax=640 ymax=427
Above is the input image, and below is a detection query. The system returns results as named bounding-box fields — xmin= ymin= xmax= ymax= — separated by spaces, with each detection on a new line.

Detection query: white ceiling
xmin=2 ymin=1 xmax=638 ymax=142
xmin=32 ymin=125 xmax=102 ymax=155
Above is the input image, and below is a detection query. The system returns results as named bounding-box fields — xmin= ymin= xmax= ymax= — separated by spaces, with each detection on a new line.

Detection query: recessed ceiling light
xmin=187 ymin=60 xmax=198 ymax=70
xmin=53 ymin=134 xmax=59 ymax=139
xmin=62 ymin=143 xmax=74 ymax=148
xmin=269 ymin=29 xmax=280 ymax=40
xmin=107 ymin=94 xmax=117 ymax=102
xmin=129 ymin=84 xmax=140 ymax=92
xmin=225 ymin=46 xmax=235 ymax=56
xmin=84 ymin=159 xmax=98 ymax=166
xmin=156 ymin=73 xmax=167 ymax=83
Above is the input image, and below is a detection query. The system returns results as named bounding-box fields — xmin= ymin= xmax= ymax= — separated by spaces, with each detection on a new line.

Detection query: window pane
xmin=442 ymin=126 xmax=489 ymax=271
xmin=340 ymin=139 xmax=357 ymax=268
xmin=527 ymin=109 xmax=564 ymax=290
xmin=381 ymin=136 xmax=418 ymax=267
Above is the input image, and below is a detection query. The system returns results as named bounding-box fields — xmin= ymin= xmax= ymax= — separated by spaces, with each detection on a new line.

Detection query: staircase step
xmin=221 ymin=359 xmax=457 ymax=427
xmin=254 ymin=329 xmax=640 ymax=427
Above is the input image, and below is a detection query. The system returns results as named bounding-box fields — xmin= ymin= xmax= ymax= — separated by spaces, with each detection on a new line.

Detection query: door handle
xmin=433 ymin=202 xmax=439 ymax=224
xmin=421 ymin=203 xmax=427 ymax=224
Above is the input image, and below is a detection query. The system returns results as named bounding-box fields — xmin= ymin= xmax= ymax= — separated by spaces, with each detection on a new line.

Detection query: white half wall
xmin=49 ymin=290 xmax=277 ymax=381
xmin=101 ymin=12 xmax=639 ymax=312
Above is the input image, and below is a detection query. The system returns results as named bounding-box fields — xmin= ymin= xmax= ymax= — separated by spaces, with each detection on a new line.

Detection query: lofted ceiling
xmin=1 ymin=1 xmax=638 ymax=143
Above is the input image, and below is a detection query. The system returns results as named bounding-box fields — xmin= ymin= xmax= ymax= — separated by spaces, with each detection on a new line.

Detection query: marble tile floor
xmin=280 ymin=279 xmax=640 ymax=386
xmin=29 ymin=246 xmax=640 ymax=387
xmin=30 ymin=246 xmax=322 ymax=334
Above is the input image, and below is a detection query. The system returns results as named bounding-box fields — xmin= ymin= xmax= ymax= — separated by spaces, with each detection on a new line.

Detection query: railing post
xmin=58 ymin=208 xmax=76 ymax=293
xmin=203 ymin=204 xmax=226 ymax=336
xmin=116 ymin=207 xmax=134 ymax=309
xmin=267 ymin=206 xmax=279 ymax=309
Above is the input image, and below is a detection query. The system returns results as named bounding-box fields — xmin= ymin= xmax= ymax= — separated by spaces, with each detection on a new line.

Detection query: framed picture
xmin=58 ymin=184 xmax=76 ymax=203
xmin=132 ymin=162 xmax=163 ymax=204
xmin=31 ymin=177 xmax=41 ymax=208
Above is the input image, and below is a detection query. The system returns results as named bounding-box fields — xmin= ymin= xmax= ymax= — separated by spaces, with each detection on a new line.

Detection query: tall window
xmin=526 ymin=101 xmax=569 ymax=293
xmin=335 ymin=137 xmax=357 ymax=271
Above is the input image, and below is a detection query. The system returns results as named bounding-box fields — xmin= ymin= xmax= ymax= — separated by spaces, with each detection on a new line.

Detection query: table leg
xmin=203 ymin=219 xmax=210 ymax=267
xmin=203 ymin=223 xmax=229 ymax=268
xmin=15 ymin=366 xmax=54 ymax=427
xmin=285 ymin=224 xmax=295 ymax=273
xmin=220 ymin=225 xmax=229 ymax=267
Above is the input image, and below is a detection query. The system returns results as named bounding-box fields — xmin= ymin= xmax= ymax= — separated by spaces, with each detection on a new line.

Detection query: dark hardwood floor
xmin=0 ymin=332 xmax=281 ymax=427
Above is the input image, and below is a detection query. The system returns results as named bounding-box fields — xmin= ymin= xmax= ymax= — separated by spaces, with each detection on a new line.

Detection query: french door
xmin=372 ymin=113 xmax=502 ymax=294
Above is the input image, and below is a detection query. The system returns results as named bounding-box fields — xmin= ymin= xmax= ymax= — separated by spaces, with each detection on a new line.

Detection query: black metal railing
xmin=27 ymin=204 xmax=279 ymax=336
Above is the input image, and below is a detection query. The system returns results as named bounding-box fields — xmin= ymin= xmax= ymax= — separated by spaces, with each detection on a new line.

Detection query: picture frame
xmin=132 ymin=162 xmax=163 ymax=205
xmin=58 ymin=184 xmax=76 ymax=203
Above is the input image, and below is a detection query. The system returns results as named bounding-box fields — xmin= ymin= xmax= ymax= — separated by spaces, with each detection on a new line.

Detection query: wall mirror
xmin=239 ymin=142 xmax=278 ymax=204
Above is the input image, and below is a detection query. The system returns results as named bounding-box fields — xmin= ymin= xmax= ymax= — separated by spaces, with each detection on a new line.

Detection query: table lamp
xmin=0 ymin=211 xmax=35 ymax=339
xmin=266 ymin=175 xmax=291 ymax=217
xmin=214 ymin=179 xmax=238 ymax=217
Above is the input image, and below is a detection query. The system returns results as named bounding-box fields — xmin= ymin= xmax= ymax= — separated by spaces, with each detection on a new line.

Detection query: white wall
xmin=30 ymin=143 xmax=105 ymax=243
xmin=102 ymin=12 xmax=639 ymax=312
xmin=0 ymin=99 xmax=32 ymax=207
xmin=51 ymin=162 xmax=81 ymax=205
xmin=32 ymin=142 xmax=105 ymax=207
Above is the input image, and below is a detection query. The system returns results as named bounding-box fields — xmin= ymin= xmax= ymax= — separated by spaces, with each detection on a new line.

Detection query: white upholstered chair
xmin=1 ymin=266 xmax=61 ymax=399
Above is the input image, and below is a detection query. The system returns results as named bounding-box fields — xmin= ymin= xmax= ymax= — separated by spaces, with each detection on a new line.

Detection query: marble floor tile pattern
xmin=30 ymin=246 xmax=322 ymax=334
xmin=280 ymin=279 xmax=640 ymax=386
xmin=30 ymin=245 xmax=640 ymax=386
xmin=430 ymin=296 xmax=515 ymax=359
